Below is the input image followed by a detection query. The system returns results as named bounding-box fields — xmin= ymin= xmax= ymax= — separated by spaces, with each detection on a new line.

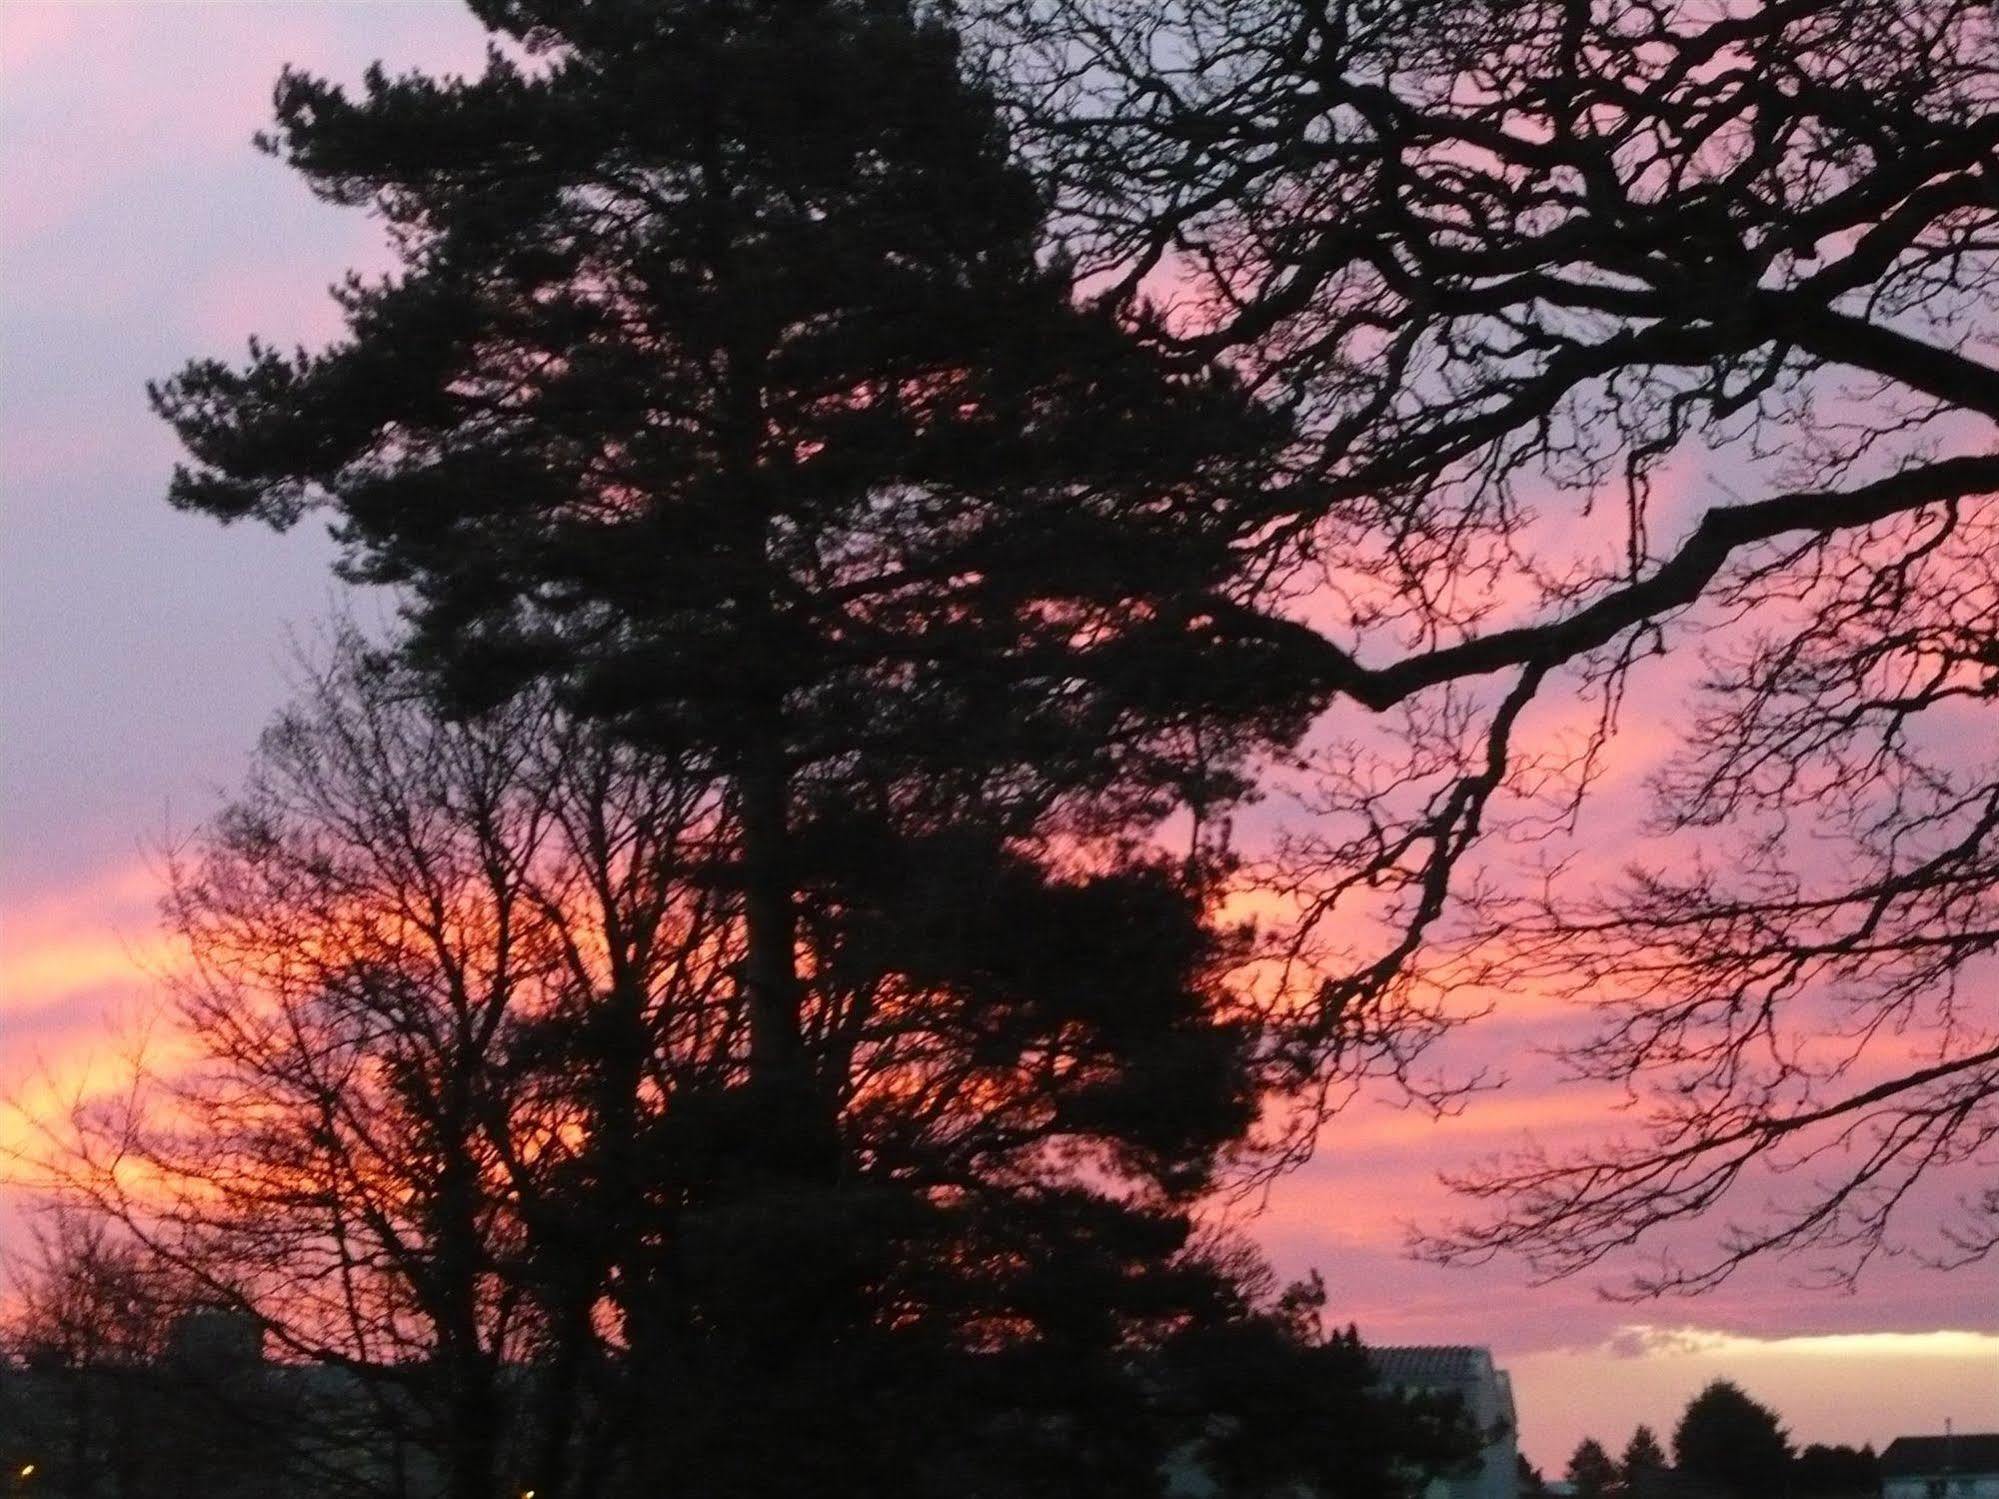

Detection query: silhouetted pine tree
xmin=1568 ymin=1438 xmax=1623 ymax=1499
xmin=1622 ymin=1425 xmax=1669 ymax=1489
xmin=1674 ymin=1382 xmax=1794 ymax=1499
xmin=154 ymin=0 xmax=1310 ymax=1150
xmin=146 ymin=3 xmax=1423 ymax=1495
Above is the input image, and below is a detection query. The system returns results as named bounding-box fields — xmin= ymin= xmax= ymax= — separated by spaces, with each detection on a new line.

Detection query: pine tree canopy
xmin=1674 ymin=1381 xmax=1794 ymax=1499
xmin=1566 ymin=1438 xmax=1622 ymax=1499
xmin=153 ymin=0 xmax=1317 ymax=814
xmin=1622 ymin=1424 xmax=1668 ymax=1481
xmin=140 ymin=5 xmax=1416 ymax=1495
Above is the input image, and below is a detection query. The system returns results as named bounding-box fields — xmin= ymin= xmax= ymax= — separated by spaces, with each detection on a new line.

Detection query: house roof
xmin=1370 ymin=1346 xmax=1490 ymax=1386
xmin=1882 ymin=1435 xmax=1999 ymax=1477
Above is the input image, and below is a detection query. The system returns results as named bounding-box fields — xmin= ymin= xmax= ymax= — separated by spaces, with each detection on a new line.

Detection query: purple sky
xmin=1 ymin=3 xmax=1994 ymax=1470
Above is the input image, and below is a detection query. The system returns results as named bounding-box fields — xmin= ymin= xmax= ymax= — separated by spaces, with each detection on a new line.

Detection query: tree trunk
xmin=736 ymin=727 xmax=828 ymax=1181
xmin=738 ymin=735 xmax=801 ymax=1086
xmin=524 ymin=971 xmax=649 ymax=1499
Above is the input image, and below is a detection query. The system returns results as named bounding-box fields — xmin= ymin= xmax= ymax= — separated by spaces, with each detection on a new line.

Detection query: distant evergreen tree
xmin=1622 ymin=1425 xmax=1669 ymax=1488
xmin=1674 ymin=1381 xmax=1794 ymax=1499
xmin=146 ymin=2 xmax=1389 ymax=1496
xmin=1567 ymin=1437 xmax=1623 ymax=1499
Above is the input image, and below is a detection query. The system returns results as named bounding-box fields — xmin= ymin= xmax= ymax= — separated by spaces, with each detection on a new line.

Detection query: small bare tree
xmin=0 ymin=1208 xmax=291 ymax=1498
xmin=2 ymin=1210 xmax=170 ymax=1498
xmin=26 ymin=637 xmax=734 ymax=1499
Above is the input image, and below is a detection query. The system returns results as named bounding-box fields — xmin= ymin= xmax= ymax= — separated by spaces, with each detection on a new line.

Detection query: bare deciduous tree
xmin=0 ymin=1209 xmax=290 ymax=1498
xmin=996 ymin=0 xmax=1999 ymax=1289
xmin=26 ymin=639 xmax=734 ymax=1498
xmin=22 ymin=631 xmax=1459 ymax=1498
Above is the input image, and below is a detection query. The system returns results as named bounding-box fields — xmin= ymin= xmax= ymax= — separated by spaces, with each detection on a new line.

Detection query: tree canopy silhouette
xmin=1565 ymin=1437 xmax=1622 ymax=1499
xmin=1793 ymin=1442 xmax=1881 ymax=1498
xmin=141 ymin=1 xmax=1471 ymax=1493
xmin=152 ymin=0 xmax=1320 ymax=1171
xmin=0 ymin=1211 xmax=295 ymax=1499
xmin=1674 ymin=1381 xmax=1793 ymax=1499
xmin=1621 ymin=1425 xmax=1668 ymax=1490
xmin=33 ymin=638 xmax=1470 ymax=1498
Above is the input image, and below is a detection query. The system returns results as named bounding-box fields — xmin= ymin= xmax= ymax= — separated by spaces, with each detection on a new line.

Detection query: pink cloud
xmin=0 ymin=858 xmax=176 ymax=1075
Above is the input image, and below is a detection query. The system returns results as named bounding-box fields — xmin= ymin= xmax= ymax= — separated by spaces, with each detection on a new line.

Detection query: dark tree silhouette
xmin=997 ymin=0 xmax=1999 ymax=1290
xmin=1794 ymin=1443 xmax=1881 ymax=1498
xmin=34 ymin=645 xmax=729 ymax=1499
xmin=1566 ymin=1437 xmax=1623 ymax=1499
xmin=1152 ymin=1271 xmax=1479 ymax=1499
xmin=151 ymin=0 xmax=1322 ymax=1254
xmin=30 ymin=639 xmax=1467 ymax=1498
xmin=150 ymin=0 xmax=1311 ymax=1142
xmin=2 ymin=1210 xmax=178 ymax=1499
xmin=1674 ymin=1381 xmax=1793 ymax=1499
xmin=141 ymin=2 xmax=1438 ymax=1493
xmin=1621 ymin=1425 xmax=1669 ymax=1490
xmin=0 ymin=1211 xmax=293 ymax=1499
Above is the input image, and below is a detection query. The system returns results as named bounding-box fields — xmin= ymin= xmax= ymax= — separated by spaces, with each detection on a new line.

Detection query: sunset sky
xmin=2 ymin=2 xmax=1994 ymax=1472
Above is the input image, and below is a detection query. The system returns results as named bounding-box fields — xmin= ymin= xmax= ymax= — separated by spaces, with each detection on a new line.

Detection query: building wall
xmin=1404 ymin=1354 xmax=1518 ymax=1499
